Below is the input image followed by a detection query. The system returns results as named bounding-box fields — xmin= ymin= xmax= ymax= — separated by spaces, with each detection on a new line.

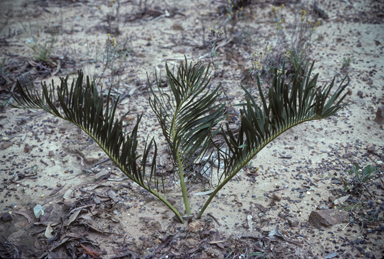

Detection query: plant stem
xmin=169 ymin=92 xmax=191 ymax=215
xmin=150 ymin=188 xmax=185 ymax=223
xmin=177 ymin=156 xmax=191 ymax=215
xmin=173 ymin=130 xmax=191 ymax=215
xmin=196 ymin=154 xmax=249 ymax=219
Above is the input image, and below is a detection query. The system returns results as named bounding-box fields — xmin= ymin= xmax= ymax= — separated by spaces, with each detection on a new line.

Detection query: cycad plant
xmin=12 ymin=58 xmax=348 ymax=223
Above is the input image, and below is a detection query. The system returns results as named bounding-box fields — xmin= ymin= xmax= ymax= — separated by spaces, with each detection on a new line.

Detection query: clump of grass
xmin=84 ymin=0 xmax=131 ymax=86
xmin=101 ymin=34 xmax=118 ymax=72
xmin=339 ymin=164 xmax=382 ymax=226
xmin=288 ymin=9 xmax=321 ymax=69
xmin=203 ymin=0 xmax=247 ymax=44
xmin=249 ymin=4 xmax=286 ymax=82
xmin=99 ymin=0 xmax=121 ymax=35
xmin=249 ymin=3 xmax=322 ymax=83
xmin=25 ymin=36 xmax=56 ymax=64
xmin=201 ymin=0 xmax=246 ymax=60
xmin=97 ymin=34 xmax=131 ymax=85
xmin=20 ymin=21 xmax=57 ymax=65
xmin=82 ymin=33 xmax=131 ymax=87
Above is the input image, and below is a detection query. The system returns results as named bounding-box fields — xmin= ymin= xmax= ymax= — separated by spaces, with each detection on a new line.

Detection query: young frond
xmin=148 ymin=57 xmax=226 ymax=215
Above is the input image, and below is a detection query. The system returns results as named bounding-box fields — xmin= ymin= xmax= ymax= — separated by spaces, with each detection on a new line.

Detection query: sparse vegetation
xmin=341 ymin=56 xmax=352 ymax=71
xmin=250 ymin=4 xmax=321 ymax=83
xmin=343 ymin=164 xmax=378 ymax=197
xmin=25 ymin=35 xmax=56 ymax=64
xmin=20 ymin=21 xmax=57 ymax=65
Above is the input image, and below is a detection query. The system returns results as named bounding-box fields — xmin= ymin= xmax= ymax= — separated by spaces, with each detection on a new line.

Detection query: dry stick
xmin=51 ymin=60 xmax=61 ymax=76
xmin=10 ymin=180 xmax=27 ymax=187
xmin=342 ymin=222 xmax=349 ymax=231
xmin=13 ymin=211 xmax=32 ymax=223
xmin=77 ymin=154 xmax=85 ymax=167
xmin=80 ymin=244 xmax=101 ymax=259
xmin=207 ymin=212 xmax=221 ymax=226
xmin=91 ymin=158 xmax=110 ymax=167
xmin=49 ymin=183 xmax=66 ymax=196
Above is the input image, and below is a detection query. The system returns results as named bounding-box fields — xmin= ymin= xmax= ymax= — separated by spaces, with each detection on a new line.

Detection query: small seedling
xmin=343 ymin=164 xmax=378 ymax=197
xmin=341 ymin=57 xmax=352 ymax=71
xmin=208 ymin=27 xmax=224 ymax=66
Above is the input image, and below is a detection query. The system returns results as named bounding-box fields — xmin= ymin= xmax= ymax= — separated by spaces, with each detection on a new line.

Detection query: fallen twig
xmin=80 ymin=244 xmax=101 ymax=259
xmin=13 ymin=211 xmax=32 ymax=223
xmin=207 ymin=212 xmax=221 ymax=226
xmin=49 ymin=183 xmax=66 ymax=196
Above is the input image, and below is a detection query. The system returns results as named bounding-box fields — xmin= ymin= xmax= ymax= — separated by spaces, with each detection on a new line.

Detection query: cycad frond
xmin=197 ymin=62 xmax=349 ymax=218
xmin=149 ymin=58 xmax=226 ymax=215
xmin=12 ymin=71 xmax=184 ymax=222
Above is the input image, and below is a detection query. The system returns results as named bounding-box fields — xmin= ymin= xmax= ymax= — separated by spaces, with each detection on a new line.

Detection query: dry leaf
xmin=13 ymin=211 xmax=32 ymax=223
xmin=0 ymin=142 xmax=13 ymax=150
xmin=63 ymin=188 xmax=74 ymax=200
xmin=44 ymin=223 xmax=54 ymax=238
xmin=64 ymin=209 xmax=81 ymax=227
xmin=334 ymin=195 xmax=350 ymax=206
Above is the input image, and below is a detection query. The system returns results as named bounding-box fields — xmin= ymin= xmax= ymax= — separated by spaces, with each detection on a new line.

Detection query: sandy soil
xmin=0 ymin=0 xmax=383 ymax=258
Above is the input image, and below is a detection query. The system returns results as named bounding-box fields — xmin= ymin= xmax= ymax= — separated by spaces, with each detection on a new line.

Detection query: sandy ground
xmin=0 ymin=0 xmax=383 ymax=258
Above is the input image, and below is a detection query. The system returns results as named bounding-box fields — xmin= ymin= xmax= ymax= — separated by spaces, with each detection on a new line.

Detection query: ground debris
xmin=0 ymin=236 xmax=21 ymax=259
xmin=308 ymin=209 xmax=349 ymax=228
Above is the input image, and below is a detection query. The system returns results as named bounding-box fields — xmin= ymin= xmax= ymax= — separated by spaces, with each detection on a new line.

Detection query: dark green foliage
xmin=12 ymin=72 xmax=183 ymax=221
xmin=197 ymin=62 xmax=349 ymax=218
xmin=149 ymin=60 xmax=225 ymax=170
xmin=12 ymin=59 xmax=349 ymax=222
xmin=148 ymin=59 xmax=226 ymax=215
